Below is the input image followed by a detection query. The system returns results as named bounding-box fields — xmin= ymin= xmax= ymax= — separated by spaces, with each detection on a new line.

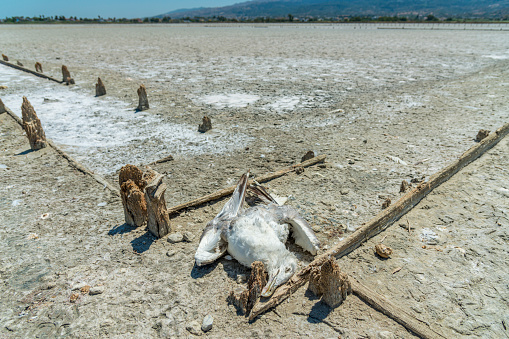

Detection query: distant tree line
xmin=1 ymin=14 xmax=508 ymax=24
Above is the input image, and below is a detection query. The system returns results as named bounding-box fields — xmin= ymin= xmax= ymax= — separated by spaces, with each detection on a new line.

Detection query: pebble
xmin=186 ymin=320 xmax=202 ymax=336
xmin=340 ymin=189 xmax=350 ymax=195
xmin=183 ymin=231 xmax=195 ymax=242
xmin=71 ymin=282 xmax=88 ymax=291
xmin=89 ymin=286 xmax=105 ymax=295
xmin=201 ymin=314 xmax=213 ymax=332
xmin=312 ymin=225 xmax=321 ymax=233
xmin=97 ymin=202 xmax=107 ymax=207
xmin=167 ymin=232 xmax=184 ymax=243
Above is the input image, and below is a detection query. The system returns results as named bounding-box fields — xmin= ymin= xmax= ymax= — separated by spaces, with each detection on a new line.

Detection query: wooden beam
xmin=350 ymin=277 xmax=446 ymax=339
xmin=166 ymin=154 xmax=326 ymax=215
xmin=0 ymin=59 xmax=64 ymax=84
xmin=250 ymin=122 xmax=509 ymax=320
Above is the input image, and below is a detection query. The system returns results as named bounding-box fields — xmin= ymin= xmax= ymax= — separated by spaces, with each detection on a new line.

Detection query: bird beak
xmin=261 ymin=269 xmax=278 ymax=297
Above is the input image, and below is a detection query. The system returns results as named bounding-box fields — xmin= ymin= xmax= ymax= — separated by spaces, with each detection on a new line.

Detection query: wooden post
xmin=136 ymin=84 xmax=149 ymax=111
xmin=198 ymin=116 xmax=212 ymax=133
xmin=21 ymin=97 xmax=47 ymax=150
xmin=145 ymin=171 xmax=171 ymax=238
xmin=61 ymin=65 xmax=74 ymax=84
xmin=119 ymin=164 xmax=148 ymax=227
xmin=95 ymin=77 xmax=106 ymax=96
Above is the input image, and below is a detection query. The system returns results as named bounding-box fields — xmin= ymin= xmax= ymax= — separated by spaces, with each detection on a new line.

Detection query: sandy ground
xmin=0 ymin=24 xmax=508 ymax=338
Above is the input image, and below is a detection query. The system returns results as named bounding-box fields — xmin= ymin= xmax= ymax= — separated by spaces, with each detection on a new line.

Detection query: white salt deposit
xmin=197 ymin=93 xmax=260 ymax=108
xmin=0 ymin=67 xmax=251 ymax=174
xmin=265 ymin=96 xmax=300 ymax=112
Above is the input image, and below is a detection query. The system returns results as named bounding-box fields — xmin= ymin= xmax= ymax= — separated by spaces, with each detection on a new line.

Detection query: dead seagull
xmin=195 ymin=172 xmax=320 ymax=296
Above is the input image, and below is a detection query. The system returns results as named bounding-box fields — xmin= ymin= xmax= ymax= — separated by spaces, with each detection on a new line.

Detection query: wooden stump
xmin=95 ymin=77 xmax=106 ymax=96
xmin=301 ymin=150 xmax=316 ymax=163
xmin=475 ymin=129 xmax=490 ymax=142
xmin=198 ymin=116 xmax=212 ymax=133
xmin=21 ymin=97 xmax=47 ymax=150
xmin=35 ymin=62 xmax=43 ymax=73
xmin=119 ymin=164 xmax=148 ymax=227
xmin=144 ymin=170 xmax=171 ymax=238
xmin=136 ymin=84 xmax=149 ymax=111
xmin=62 ymin=65 xmax=74 ymax=85
xmin=0 ymin=98 xmax=6 ymax=114
xmin=2 ymin=54 xmax=8 ymax=62
xmin=228 ymin=261 xmax=267 ymax=316
xmin=307 ymin=257 xmax=351 ymax=308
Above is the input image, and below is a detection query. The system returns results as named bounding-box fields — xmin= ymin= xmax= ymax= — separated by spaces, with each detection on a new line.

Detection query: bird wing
xmin=194 ymin=222 xmax=228 ymax=266
xmin=215 ymin=171 xmax=249 ymax=220
xmin=276 ymin=205 xmax=320 ymax=255
xmin=195 ymin=172 xmax=249 ymax=266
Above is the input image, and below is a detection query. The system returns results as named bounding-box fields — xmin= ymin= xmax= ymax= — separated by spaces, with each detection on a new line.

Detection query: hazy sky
xmin=2 ymin=0 xmax=242 ymax=19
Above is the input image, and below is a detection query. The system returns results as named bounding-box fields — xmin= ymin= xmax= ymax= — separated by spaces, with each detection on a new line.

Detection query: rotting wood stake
xmin=145 ymin=171 xmax=171 ymax=238
xmin=250 ymin=122 xmax=509 ymax=321
xmin=166 ymin=154 xmax=326 ymax=215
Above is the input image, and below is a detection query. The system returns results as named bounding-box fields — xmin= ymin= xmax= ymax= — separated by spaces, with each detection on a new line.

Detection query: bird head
xmin=261 ymin=254 xmax=297 ymax=297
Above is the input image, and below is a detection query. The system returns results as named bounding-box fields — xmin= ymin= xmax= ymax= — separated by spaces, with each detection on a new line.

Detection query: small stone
xmin=80 ymin=285 xmax=91 ymax=294
xmin=186 ymin=320 xmax=202 ymax=336
xmin=236 ymin=274 xmax=247 ymax=284
xmin=2 ymin=54 xmax=8 ymax=61
xmin=72 ymin=282 xmax=88 ymax=291
xmin=340 ymin=189 xmax=349 ymax=195
xmin=0 ymin=85 xmax=7 ymax=90
xmin=166 ymin=250 xmax=176 ymax=257
xmin=375 ymin=244 xmax=393 ymax=258
xmin=35 ymin=62 xmax=43 ymax=73
xmin=69 ymin=293 xmax=79 ymax=303
xmin=295 ymin=166 xmax=304 ymax=175
xmin=183 ymin=231 xmax=195 ymax=242
xmin=198 ymin=116 xmax=212 ymax=133
xmin=301 ymin=150 xmax=315 ymax=162
xmin=312 ymin=225 xmax=321 ymax=233
xmin=201 ymin=314 xmax=213 ymax=332
xmin=17 ymin=61 xmax=23 ymax=66
xmin=89 ymin=286 xmax=105 ymax=295
xmin=167 ymin=232 xmax=184 ymax=243
xmin=348 ymin=159 xmax=355 ymax=165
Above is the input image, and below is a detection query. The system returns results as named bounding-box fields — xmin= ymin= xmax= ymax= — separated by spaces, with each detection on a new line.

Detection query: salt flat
xmin=0 ymin=23 xmax=508 ymax=338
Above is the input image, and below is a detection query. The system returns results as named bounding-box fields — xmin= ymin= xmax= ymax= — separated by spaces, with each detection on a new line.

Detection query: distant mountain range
xmin=157 ymin=0 xmax=509 ymax=19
